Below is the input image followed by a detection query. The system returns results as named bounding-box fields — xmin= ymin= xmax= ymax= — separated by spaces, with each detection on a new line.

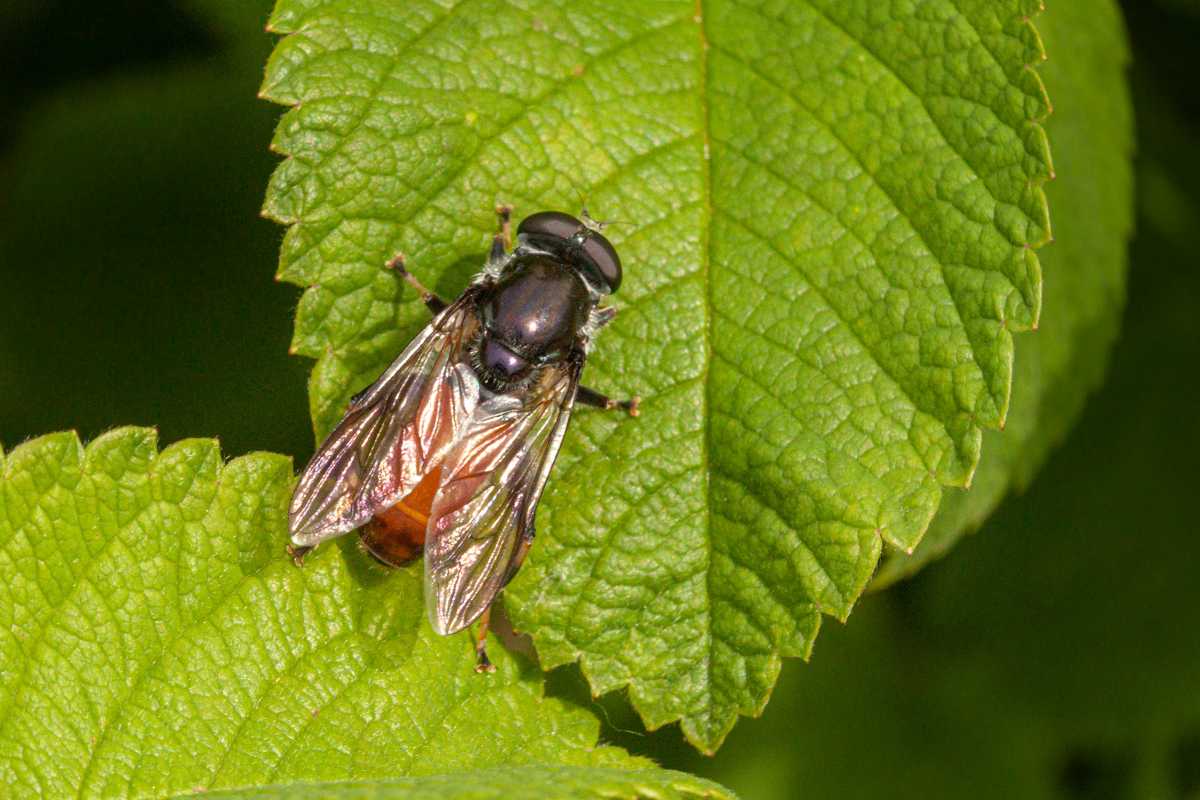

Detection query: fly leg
xmin=386 ymin=253 xmax=447 ymax=314
xmin=393 ymin=205 xmax=509 ymax=313
xmin=573 ymin=310 xmax=639 ymax=415
xmin=489 ymin=203 xmax=513 ymax=263
xmin=474 ymin=606 xmax=497 ymax=673
xmin=576 ymin=386 xmax=640 ymax=417
xmin=286 ymin=543 xmax=313 ymax=566
xmin=471 ymin=530 xmax=536 ymax=671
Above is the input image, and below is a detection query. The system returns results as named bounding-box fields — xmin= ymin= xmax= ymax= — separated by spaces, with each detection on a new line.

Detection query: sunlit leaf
xmin=0 ymin=429 xmax=720 ymax=797
xmin=184 ymin=766 xmax=735 ymax=799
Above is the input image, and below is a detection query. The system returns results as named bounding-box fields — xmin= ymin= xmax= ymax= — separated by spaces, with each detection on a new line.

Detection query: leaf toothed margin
xmin=260 ymin=0 xmax=1053 ymax=752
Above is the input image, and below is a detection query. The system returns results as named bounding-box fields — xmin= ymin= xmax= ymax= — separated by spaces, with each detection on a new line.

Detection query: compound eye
xmin=581 ymin=232 xmax=622 ymax=293
xmin=517 ymin=210 xmax=583 ymax=241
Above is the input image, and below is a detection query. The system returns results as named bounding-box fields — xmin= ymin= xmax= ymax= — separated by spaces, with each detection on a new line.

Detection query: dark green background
xmin=2 ymin=2 xmax=1197 ymax=797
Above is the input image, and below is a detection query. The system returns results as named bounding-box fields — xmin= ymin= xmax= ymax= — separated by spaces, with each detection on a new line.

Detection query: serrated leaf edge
xmin=256 ymin=0 xmax=1055 ymax=754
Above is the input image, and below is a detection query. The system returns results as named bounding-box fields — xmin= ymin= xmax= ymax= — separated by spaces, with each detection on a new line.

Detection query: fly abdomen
xmin=359 ymin=466 xmax=443 ymax=567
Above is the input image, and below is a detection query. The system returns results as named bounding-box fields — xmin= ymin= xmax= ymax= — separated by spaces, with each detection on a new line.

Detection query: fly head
xmin=515 ymin=210 xmax=622 ymax=295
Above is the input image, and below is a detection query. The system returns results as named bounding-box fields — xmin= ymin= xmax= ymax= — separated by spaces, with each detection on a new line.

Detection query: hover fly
xmin=286 ymin=206 xmax=638 ymax=671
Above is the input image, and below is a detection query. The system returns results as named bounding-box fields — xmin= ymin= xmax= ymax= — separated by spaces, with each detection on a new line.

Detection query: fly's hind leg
xmin=286 ymin=543 xmax=314 ymax=567
xmin=474 ymin=607 xmax=496 ymax=673
xmin=576 ymin=385 xmax=641 ymax=417
xmin=474 ymin=528 xmax=533 ymax=672
xmin=387 ymin=253 xmax=447 ymax=314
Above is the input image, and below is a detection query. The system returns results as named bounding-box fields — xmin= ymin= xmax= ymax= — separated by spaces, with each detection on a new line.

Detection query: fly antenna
xmin=574 ymin=186 xmax=608 ymax=233
xmin=580 ymin=204 xmax=603 ymax=232
xmin=573 ymin=185 xmax=591 ymax=223
xmin=580 ymin=206 xmax=628 ymax=232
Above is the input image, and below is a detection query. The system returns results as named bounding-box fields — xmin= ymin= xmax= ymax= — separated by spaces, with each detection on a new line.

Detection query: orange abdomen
xmin=359 ymin=467 xmax=442 ymax=567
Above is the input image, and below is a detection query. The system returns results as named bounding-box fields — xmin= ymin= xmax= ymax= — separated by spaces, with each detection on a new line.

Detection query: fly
xmin=286 ymin=206 xmax=639 ymax=671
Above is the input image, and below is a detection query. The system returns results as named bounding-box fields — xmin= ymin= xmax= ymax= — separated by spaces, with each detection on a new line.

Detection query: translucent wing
xmin=288 ymin=294 xmax=482 ymax=546
xmin=424 ymin=356 xmax=582 ymax=634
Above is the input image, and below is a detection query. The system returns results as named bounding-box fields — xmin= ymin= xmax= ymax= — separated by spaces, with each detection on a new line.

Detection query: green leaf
xmin=874 ymin=0 xmax=1134 ymax=585
xmin=669 ymin=108 xmax=1200 ymax=796
xmin=179 ymin=766 xmax=734 ymax=799
xmin=261 ymin=0 xmax=1050 ymax=751
xmin=0 ymin=428 xmax=727 ymax=797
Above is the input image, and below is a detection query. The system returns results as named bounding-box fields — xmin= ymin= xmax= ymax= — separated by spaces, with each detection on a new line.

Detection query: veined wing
xmin=288 ymin=293 xmax=482 ymax=546
xmin=424 ymin=355 xmax=582 ymax=634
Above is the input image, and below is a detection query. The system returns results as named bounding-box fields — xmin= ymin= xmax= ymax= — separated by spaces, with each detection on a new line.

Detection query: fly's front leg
xmin=489 ymin=203 xmax=513 ymax=264
xmin=576 ymin=385 xmax=641 ymax=417
xmin=574 ymin=312 xmax=639 ymax=416
xmin=386 ymin=253 xmax=447 ymax=314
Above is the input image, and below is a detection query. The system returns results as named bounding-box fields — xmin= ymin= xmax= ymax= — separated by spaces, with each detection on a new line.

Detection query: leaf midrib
xmin=264 ymin=0 xmax=1050 ymax=753
xmin=696 ymin=0 xmax=718 ymax=744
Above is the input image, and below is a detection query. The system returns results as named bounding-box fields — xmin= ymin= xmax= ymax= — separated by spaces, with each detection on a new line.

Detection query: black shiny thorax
xmin=484 ymin=254 xmax=591 ymax=356
xmin=473 ymin=254 xmax=594 ymax=390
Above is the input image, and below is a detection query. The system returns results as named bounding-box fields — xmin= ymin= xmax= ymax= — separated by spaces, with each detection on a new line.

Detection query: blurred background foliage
xmin=1 ymin=1 xmax=1196 ymax=798
xmin=0 ymin=0 xmax=310 ymax=460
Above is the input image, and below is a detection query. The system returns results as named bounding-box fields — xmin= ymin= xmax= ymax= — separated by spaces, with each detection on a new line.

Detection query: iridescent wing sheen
xmin=288 ymin=294 xmax=482 ymax=547
xmin=424 ymin=356 xmax=582 ymax=634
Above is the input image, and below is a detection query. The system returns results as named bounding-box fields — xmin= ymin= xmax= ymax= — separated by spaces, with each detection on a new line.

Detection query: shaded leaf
xmin=876 ymin=0 xmax=1134 ymax=584
xmin=0 ymin=0 xmax=311 ymax=461
xmin=261 ymin=0 xmax=1050 ymax=750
